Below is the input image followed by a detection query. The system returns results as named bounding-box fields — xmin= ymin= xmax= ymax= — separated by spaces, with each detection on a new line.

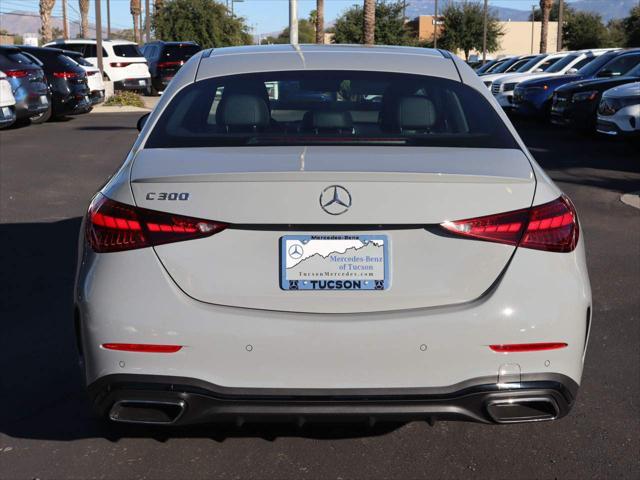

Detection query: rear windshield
xmin=516 ymin=55 xmax=546 ymax=72
xmin=161 ymin=44 xmax=201 ymax=61
xmin=113 ymin=44 xmax=143 ymax=57
xmin=146 ymin=70 xmax=518 ymax=149
xmin=545 ymin=54 xmax=579 ymax=73
xmin=491 ymin=57 xmax=524 ymax=73
xmin=0 ymin=51 xmax=38 ymax=69
xmin=578 ymin=52 xmax=618 ymax=76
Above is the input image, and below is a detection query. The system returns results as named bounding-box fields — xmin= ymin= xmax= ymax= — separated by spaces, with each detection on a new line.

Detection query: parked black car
xmin=18 ymin=46 xmax=92 ymax=122
xmin=0 ymin=46 xmax=50 ymax=124
xmin=141 ymin=41 xmax=201 ymax=95
xmin=551 ymin=61 xmax=640 ymax=131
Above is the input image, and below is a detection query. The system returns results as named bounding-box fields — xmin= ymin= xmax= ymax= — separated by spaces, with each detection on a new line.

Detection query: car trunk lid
xmin=130 ymin=146 xmax=535 ymax=313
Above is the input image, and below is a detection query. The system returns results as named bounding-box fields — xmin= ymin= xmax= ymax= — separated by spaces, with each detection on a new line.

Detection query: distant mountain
xmin=405 ymin=0 xmax=637 ymax=22
xmin=569 ymin=0 xmax=638 ymax=22
xmin=405 ymin=1 xmax=529 ymax=21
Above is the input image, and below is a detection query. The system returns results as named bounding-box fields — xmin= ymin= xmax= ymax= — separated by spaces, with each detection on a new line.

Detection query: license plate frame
xmin=280 ymin=234 xmax=389 ymax=291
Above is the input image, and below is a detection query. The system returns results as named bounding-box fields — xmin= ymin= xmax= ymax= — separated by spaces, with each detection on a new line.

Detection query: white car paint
xmin=44 ymin=39 xmax=150 ymax=90
xmin=597 ymin=81 xmax=640 ymax=136
xmin=76 ymin=45 xmax=591 ymax=426
xmin=0 ymin=70 xmax=17 ymax=128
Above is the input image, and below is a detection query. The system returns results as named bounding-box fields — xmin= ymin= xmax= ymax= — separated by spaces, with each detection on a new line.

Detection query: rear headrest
xmin=302 ymin=110 xmax=353 ymax=131
xmin=216 ymin=94 xmax=270 ymax=129
xmin=395 ymin=96 xmax=437 ymax=131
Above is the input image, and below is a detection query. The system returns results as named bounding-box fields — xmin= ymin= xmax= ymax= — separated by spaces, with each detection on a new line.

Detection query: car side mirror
xmin=566 ymin=68 xmax=578 ymax=75
xmin=534 ymin=68 xmax=544 ymax=73
xmin=597 ymin=70 xmax=613 ymax=78
xmin=137 ymin=113 xmax=150 ymax=132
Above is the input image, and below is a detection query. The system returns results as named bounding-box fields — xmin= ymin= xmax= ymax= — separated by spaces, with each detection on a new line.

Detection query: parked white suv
xmin=0 ymin=70 xmax=17 ymax=129
xmin=597 ymin=81 xmax=640 ymax=137
xmin=44 ymin=39 xmax=150 ymax=91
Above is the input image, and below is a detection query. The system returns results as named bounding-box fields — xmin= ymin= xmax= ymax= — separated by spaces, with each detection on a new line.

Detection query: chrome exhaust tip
xmin=487 ymin=396 xmax=559 ymax=424
xmin=109 ymin=399 xmax=186 ymax=425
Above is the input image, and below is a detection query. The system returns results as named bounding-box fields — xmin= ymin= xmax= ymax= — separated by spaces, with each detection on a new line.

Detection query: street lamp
xmin=227 ymin=0 xmax=244 ymax=16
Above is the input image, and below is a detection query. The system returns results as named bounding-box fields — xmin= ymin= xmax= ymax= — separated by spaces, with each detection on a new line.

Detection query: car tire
xmin=30 ymin=105 xmax=52 ymax=124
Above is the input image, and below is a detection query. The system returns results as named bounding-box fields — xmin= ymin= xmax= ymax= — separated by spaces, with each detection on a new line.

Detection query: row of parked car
xmin=475 ymin=48 xmax=640 ymax=137
xmin=0 ymin=39 xmax=201 ymax=129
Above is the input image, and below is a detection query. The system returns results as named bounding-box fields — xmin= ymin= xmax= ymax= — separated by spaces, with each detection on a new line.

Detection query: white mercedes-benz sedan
xmin=76 ymin=45 xmax=591 ymax=426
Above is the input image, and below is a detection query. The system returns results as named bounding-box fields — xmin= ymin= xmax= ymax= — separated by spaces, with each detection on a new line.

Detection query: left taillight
xmin=440 ymin=195 xmax=579 ymax=253
xmin=53 ymin=71 xmax=79 ymax=79
xmin=86 ymin=194 xmax=227 ymax=253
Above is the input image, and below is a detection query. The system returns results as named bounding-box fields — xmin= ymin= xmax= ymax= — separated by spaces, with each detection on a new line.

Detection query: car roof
xmin=196 ymin=44 xmax=457 ymax=82
xmin=145 ymin=41 xmax=199 ymax=46
xmin=16 ymin=45 xmax=67 ymax=55
xmin=47 ymin=38 xmax=137 ymax=45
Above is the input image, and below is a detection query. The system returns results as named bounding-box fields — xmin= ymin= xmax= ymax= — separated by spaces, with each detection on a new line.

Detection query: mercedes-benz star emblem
xmin=319 ymin=185 xmax=352 ymax=215
xmin=288 ymin=244 xmax=304 ymax=259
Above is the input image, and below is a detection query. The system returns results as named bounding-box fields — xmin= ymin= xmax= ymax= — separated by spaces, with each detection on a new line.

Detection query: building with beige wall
xmin=413 ymin=16 xmax=559 ymax=56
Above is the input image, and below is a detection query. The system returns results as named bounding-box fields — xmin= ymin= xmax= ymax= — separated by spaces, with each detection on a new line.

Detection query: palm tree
xmin=39 ymin=0 xmax=56 ymax=43
xmin=316 ymin=0 xmax=324 ymax=44
xmin=539 ymin=0 xmax=553 ymax=53
xmin=131 ymin=0 xmax=141 ymax=44
xmin=78 ymin=0 xmax=89 ymax=38
xmin=154 ymin=0 xmax=164 ymax=39
xmin=363 ymin=0 xmax=375 ymax=45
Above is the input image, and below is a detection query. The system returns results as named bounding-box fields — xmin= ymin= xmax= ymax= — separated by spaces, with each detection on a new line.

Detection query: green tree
xmin=564 ymin=11 xmax=608 ymax=50
xmin=529 ymin=0 xmax=573 ymax=21
xmin=606 ymin=19 xmax=627 ymax=47
xmin=623 ymin=6 xmax=640 ymax=47
xmin=333 ymin=1 xmax=412 ymax=46
xmin=438 ymin=1 xmax=503 ymax=61
xmin=263 ymin=19 xmax=316 ymax=44
xmin=154 ymin=0 xmax=252 ymax=48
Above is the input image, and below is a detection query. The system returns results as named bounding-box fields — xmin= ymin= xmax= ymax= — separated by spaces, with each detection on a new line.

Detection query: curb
xmin=91 ymin=105 xmax=151 ymax=113
xmin=620 ymin=191 xmax=640 ymax=210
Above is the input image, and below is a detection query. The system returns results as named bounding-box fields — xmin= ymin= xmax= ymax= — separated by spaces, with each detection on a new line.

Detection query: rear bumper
xmin=0 ymin=105 xmax=16 ymax=126
xmin=114 ymin=78 xmax=150 ymax=91
xmin=89 ymin=373 xmax=579 ymax=425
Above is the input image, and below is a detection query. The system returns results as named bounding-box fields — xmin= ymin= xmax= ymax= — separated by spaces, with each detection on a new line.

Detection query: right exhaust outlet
xmin=487 ymin=397 xmax=560 ymax=423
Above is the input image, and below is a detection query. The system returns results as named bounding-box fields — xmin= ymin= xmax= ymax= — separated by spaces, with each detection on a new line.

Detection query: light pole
xmin=433 ymin=0 xmax=438 ymax=49
xmin=107 ymin=0 xmax=111 ymax=38
xmin=95 ymin=0 xmax=104 ymax=76
xmin=62 ymin=0 xmax=69 ymax=39
xmin=531 ymin=5 xmax=536 ymax=54
xmin=231 ymin=0 xmax=244 ymax=16
xmin=557 ymin=0 xmax=564 ymax=51
xmin=145 ymin=0 xmax=150 ymax=42
xmin=289 ymin=0 xmax=299 ymax=44
xmin=482 ymin=0 xmax=488 ymax=64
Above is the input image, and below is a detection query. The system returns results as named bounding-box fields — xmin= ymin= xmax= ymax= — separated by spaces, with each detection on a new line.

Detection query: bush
xmin=104 ymin=91 xmax=145 ymax=108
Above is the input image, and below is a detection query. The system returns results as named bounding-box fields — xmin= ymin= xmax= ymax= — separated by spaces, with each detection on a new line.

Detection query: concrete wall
xmin=414 ymin=16 xmax=559 ymax=56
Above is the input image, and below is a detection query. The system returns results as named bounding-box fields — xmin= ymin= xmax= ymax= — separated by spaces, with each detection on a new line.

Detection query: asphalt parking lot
xmin=0 ymin=112 xmax=638 ymax=479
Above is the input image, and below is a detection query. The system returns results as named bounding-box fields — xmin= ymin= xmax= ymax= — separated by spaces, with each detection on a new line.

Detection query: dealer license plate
xmin=280 ymin=234 xmax=388 ymax=291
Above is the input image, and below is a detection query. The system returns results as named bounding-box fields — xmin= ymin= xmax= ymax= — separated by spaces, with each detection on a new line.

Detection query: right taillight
xmin=86 ymin=194 xmax=227 ymax=253
xmin=440 ymin=195 xmax=579 ymax=253
xmin=5 ymin=69 xmax=29 ymax=78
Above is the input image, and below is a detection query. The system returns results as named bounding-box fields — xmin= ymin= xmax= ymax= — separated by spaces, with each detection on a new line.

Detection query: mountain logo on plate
xmin=319 ymin=185 xmax=352 ymax=215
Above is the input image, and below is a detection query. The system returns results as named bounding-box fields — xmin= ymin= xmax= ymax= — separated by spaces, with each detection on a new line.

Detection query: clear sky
xmin=0 ymin=0 xmax=569 ymax=36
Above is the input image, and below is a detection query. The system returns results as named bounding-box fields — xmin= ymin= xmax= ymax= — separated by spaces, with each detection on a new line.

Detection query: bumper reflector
xmin=490 ymin=342 xmax=568 ymax=353
xmin=102 ymin=343 xmax=183 ymax=353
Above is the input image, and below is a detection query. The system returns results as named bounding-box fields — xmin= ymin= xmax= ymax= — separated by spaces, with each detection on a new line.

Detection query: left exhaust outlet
xmin=109 ymin=400 xmax=186 ymax=424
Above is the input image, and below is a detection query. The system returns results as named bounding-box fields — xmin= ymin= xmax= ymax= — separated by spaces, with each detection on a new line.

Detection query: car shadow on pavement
xmin=0 ymin=218 xmax=407 ymax=442
xmin=75 ymin=126 xmax=137 ymax=131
